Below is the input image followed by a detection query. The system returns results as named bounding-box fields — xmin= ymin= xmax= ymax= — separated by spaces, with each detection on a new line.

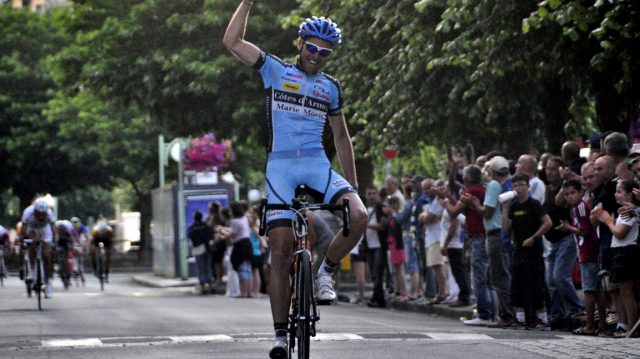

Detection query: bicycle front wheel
xmin=296 ymin=251 xmax=312 ymax=359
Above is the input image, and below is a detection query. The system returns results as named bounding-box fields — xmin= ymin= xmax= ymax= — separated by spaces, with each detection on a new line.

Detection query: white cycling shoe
xmin=269 ymin=336 xmax=288 ymax=359
xmin=316 ymin=273 xmax=336 ymax=305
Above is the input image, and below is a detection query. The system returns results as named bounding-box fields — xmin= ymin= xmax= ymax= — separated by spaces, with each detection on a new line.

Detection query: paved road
xmin=1 ymin=273 xmax=639 ymax=358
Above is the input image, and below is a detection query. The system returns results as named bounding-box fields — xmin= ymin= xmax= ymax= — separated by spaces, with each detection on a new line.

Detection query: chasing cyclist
xmin=223 ymin=2 xmax=367 ymax=357
xmin=19 ymin=198 xmax=57 ymax=298
xmin=55 ymin=220 xmax=75 ymax=288
xmin=90 ymin=222 xmax=113 ymax=282
xmin=70 ymin=217 xmax=88 ymax=285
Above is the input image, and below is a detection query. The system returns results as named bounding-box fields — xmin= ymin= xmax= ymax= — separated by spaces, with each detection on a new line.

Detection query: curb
xmin=131 ymin=275 xmax=473 ymax=320
xmin=387 ymin=300 xmax=474 ymax=320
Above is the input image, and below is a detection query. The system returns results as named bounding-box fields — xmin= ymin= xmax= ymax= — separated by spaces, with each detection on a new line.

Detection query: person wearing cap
xmin=629 ymin=144 xmax=640 ymax=159
xmin=464 ymin=156 xmax=516 ymax=327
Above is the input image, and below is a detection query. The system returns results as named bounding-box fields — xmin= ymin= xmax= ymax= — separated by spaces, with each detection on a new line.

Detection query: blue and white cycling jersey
xmin=254 ymin=53 xmax=354 ymax=226
xmin=254 ymin=53 xmax=343 ymax=155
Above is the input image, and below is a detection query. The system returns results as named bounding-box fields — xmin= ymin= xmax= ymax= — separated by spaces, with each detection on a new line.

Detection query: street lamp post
xmin=159 ymin=134 xmax=189 ymax=280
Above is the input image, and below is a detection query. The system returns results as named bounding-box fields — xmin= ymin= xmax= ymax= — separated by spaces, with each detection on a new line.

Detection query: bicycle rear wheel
xmin=36 ymin=258 xmax=42 ymax=311
xmin=97 ymin=251 xmax=104 ymax=291
xmin=296 ymin=251 xmax=312 ymax=359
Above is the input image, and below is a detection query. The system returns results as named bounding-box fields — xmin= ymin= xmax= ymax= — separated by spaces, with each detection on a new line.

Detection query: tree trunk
xmin=135 ymin=192 xmax=153 ymax=262
xmin=540 ymin=78 xmax=572 ymax=153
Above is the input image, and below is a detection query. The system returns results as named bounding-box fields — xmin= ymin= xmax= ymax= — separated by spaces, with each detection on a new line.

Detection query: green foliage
xmin=0 ymin=6 xmax=106 ymax=206
xmin=57 ymin=186 xmax=115 ymax=221
xmin=373 ymin=145 xmax=445 ymax=184
xmin=2 ymin=0 xmax=639 ymax=222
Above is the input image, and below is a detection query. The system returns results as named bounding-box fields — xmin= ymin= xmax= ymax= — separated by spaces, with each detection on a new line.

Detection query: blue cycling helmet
xmin=299 ymin=16 xmax=342 ymax=47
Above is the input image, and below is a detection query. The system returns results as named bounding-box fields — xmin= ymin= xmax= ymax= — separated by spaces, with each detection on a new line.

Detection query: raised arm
xmin=222 ymin=0 xmax=262 ymax=66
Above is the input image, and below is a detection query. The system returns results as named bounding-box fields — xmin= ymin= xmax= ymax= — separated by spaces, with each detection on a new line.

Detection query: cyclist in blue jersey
xmin=223 ymin=2 xmax=367 ymax=357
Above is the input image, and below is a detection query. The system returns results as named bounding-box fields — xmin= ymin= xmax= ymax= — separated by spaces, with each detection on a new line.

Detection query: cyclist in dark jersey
xmin=223 ymin=2 xmax=367 ymax=357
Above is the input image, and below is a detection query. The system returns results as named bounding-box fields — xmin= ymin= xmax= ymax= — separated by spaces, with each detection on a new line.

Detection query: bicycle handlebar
xmin=259 ymin=199 xmax=351 ymax=237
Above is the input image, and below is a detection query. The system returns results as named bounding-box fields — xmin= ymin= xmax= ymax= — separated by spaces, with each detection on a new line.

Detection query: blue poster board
xmin=185 ymin=192 xmax=229 ymax=229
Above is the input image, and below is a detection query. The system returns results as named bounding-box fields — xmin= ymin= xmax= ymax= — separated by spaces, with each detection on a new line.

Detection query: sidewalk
xmin=131 ymin=273 xmax=473 ymax=321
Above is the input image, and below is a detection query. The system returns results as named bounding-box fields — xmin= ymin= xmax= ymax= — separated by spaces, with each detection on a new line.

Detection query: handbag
xmin=192 ymin=243 xmax=206 ymax=256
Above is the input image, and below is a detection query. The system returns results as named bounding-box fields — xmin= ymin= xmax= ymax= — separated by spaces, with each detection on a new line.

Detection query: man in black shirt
xmin=545 ymin=157 xmax=584 ymax=327
xmin=188 ymin=211 xmax=214 ymax=294
xmin=503 ymin=173 xmax=552 ymax=328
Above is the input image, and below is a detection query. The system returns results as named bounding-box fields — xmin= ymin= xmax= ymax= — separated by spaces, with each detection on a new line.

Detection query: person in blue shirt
xmin=223 ymin=3 xmax=367 ymax=357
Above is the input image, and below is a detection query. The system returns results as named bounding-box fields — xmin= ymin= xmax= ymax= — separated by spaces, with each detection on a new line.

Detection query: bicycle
xmin=259 ymin=186 xmax=350 ymax=359
xmin=22 ymin=238 xmax=45 ymax=310
xmin=96 ymin=241 xmax=106 ymax=291
xmin=56 ymin=246 xmax=73 ymax=290
xmin=72 ymin=245 xmax=86 ymax=287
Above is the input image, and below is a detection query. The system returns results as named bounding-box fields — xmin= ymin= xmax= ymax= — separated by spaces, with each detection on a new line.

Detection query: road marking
xmin=169 ymin=335 xmax=234 ymax=342
xmin=425 ymin=333 xmax=493 ymax=340
xmin=312 ymin=333 xmax=365 ymax=341
xmin=42 ymin=339 xmax=103 ymax=347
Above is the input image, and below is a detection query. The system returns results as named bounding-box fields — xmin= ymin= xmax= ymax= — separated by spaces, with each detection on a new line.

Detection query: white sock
xmin=318 ymin=257 xmax=338 ymax=276
xmin=516 ymin=312 xmax=526 ymax=323
xmin=537 ymin=312 xmax=548 ymax=324
xmin=618 ymin=323 xmax=628 ymax=330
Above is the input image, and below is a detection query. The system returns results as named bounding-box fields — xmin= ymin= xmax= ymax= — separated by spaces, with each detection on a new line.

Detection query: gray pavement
xmin=2 ymin=272 xmax=640 ymax=358
xmin=131 ymin=273 xmax=474 ymax=320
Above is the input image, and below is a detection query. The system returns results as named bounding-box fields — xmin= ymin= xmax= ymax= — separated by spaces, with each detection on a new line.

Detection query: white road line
xmin=425 ymin=333 xmax=494 ymax=340
xmin=169 ymin=334 xmax=234 ymax=342
xmin=312 ymin=333 xmax=365 ymax=341
xmin=42 ymin=339 xmax=103 ymax=347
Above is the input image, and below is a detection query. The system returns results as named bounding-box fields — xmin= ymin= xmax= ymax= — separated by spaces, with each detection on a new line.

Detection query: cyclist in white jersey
xmin=20 ymin=198 xmax=57 ymax=298
xmin=223 ymin=2 xmax=367 ymax=357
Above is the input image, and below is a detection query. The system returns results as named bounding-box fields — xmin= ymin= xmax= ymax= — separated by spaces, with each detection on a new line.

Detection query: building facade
xmin=10 ymin=0 xmax=68 ymax=13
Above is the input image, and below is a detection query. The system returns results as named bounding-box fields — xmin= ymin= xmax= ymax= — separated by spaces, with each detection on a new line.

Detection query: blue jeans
xmin=486 ymin=230 xmax=514 ymax=320
xmin=195 ymin=252 xmax=212 ymax=285
xmin=471 ymin=234 xmax=494 ymax=320
xmin=547 ymin=235 xmax=584 ymax=321
xmin=404 ymin=233 xmax=420 ymax=275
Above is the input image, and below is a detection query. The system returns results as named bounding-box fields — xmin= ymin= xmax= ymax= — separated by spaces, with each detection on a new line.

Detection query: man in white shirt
xmin=419 ymin=179 xmax=446 ymax=303
xmin=516 ymin=154 xmax=546 ymax=204
xmin=384 ymin=176 xmax=405 ymax=209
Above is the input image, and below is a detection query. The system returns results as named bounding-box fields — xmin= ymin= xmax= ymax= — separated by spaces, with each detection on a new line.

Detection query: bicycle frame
xmin=260 ymin=190 xmax=350 ymax=359
xmin=23 ymin=239 xmax=45 ymax=310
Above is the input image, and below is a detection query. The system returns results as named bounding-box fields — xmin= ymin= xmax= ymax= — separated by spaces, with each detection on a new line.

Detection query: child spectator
xmin=383 ymin=195 xmax=408 ymax=302
xmin=502 ymin=173 xmax=552 ymax=329
xmin=557 ymin=179 xmax=606 ymax=335
xmin=595 ymin=180 xmax=640 ymax=337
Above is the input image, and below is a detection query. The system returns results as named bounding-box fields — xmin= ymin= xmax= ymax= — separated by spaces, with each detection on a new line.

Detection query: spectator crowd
xmin=188 ymin=131 xmax=640 ymax=338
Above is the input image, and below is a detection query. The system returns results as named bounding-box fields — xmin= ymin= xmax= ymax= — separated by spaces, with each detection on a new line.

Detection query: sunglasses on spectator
xmin=304 ymin=42 xmax=333 ymax=57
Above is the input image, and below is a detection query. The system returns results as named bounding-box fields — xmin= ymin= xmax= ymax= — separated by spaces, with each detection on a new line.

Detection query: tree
xmin=0 ymin=5 xmax=106 ymax=208
xmin=46 ymin=0 xmax=299 ymax=253
xmin=525 ymin=0 xmax=640 ymax=133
